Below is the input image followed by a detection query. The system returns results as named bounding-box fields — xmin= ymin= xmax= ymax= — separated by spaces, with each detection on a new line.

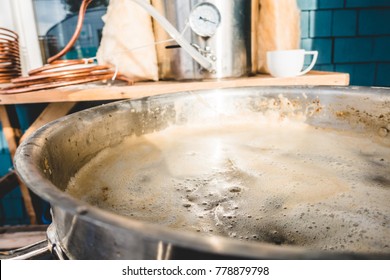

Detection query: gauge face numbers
xmin=189 ymin=3 xmax=221 ymax=38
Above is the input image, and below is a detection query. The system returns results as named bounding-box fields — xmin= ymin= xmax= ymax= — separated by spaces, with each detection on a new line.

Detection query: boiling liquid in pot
xmin=66 ymin=117 xmax=390 ymax=253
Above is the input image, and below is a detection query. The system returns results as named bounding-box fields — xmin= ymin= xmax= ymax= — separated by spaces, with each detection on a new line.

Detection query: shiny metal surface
xmin=14 ymin=86 xmax=390 ymax=259
xmin=152 ymin=0 xmax=258 ymax=80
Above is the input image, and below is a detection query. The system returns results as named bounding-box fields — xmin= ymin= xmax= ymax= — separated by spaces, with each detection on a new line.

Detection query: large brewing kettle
xmin=13 ymin=86 xmax=390 ymax=259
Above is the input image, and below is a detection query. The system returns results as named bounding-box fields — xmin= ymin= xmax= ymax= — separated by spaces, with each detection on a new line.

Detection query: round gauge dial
xmin=189 ymin=3 xmax=221 ymax=37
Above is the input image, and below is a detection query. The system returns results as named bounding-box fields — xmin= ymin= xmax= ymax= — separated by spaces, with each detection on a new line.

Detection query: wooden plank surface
xmin=0 ymin=71 xmax=349 ymax=105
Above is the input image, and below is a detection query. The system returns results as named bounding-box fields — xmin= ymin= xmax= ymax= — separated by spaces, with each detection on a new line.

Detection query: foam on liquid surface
xmin=66 ymin=117 xmax=390 ymax=253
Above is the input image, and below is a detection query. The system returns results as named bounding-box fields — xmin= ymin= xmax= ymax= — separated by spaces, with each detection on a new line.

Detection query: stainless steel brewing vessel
xmin=14 ymin=86 xmax=390 ymax=259
xmin=152 ymin=0 xmax=259 ymax=80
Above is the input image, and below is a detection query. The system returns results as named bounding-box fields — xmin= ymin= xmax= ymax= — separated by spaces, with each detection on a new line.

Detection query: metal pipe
xmin=47 ymin=0 xmax=92 ymax=63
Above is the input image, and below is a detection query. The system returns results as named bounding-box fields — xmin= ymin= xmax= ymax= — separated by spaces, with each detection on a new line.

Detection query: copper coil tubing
xmin=0 ymin=27 xmax=22 ymax=84
xmin=47 ymin=0 xmax=92 ymax=64
xmin=0 ymin=0 xmax=133 ymax=95
xmin=0 ymin=59 xmax=133 ymax=94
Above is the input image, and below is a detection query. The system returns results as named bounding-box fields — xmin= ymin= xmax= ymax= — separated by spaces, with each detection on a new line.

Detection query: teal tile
xmin=310 ymin=10 xmax=333 ymax=37
xmin=332 ymin=10 xmax=357 ymax=37
xmin=15 ymin=104 xmax=46 ymax=133
xmin=346 ymin=0 xmax=390 ymax=8
xmin=0 ymin=187 xmax=30 ymax=225
xmin=375 ymin=63 xmax=390 ymax=86
xmin=318 ymin=0 xmax=344 ymax=9
xmin=313 ymin=64 xmax=335 ymax=71
xmin=334 ymin=38 xmax=375 ymax=63
xmin=2 ymin=196 xmax=25 ymax=220
xmin=335 ymin=63 xmax=376 ymax=86
xmin=358 ymin=10 xmax=390 ymax=36
xmin=0 ymin=152 xmax=12 ymax=175
xmin=374 ymin=36 xmax=390 ymax=62
xmin=7 ymin=185 xmax=21 ymax=199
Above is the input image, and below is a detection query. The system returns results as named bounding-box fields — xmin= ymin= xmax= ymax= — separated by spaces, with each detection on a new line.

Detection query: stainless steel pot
xmin=14 ymin=86 xmax=390 ymax=259
xmin=152 ymin=0 xmax=259 ymax=80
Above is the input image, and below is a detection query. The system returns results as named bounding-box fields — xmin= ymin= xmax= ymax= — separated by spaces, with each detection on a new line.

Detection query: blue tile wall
xmin=0 ymin=151 xmax=12 ymax=175
xmin=332 ymin=10 xmax=357 ymax=37
xmin=318 ymin=0 xmax=344 ymax=9
xmin=14 ymin=104 xmax=46 ymax=132
xmin=310 ymin=10 xmax=333 ymax=37
xmin=2 ymin=194 xmax=24 ymax=220
xmin=374 ymin=36 xmax=390 ymax=62
xmin=1 ymin=188 xmax=29 ymax=225
xmin=334 ymin=38 xmax=375 ymax=63
xmin=345 ymin=0 xmax=390 ymax=8
xmin=358 ymin=10 xmax=390 ymax=36
xmin=335 ymin=63 xmax=377 ymax=86
xmin=375 ymin=63 xmax=390 ymax=86
xmin=299 ymin=0 xmax=390 ymax=86
xmin=313 ymin=64 xmax=335 ymax=71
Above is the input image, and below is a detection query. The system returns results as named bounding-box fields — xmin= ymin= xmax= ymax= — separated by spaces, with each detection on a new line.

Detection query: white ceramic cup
xmin=267 ymin=49 xmax=318 ymax=78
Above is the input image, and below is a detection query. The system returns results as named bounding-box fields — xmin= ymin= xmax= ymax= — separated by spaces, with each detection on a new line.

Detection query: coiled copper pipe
xmin=47 ymin=0 xmax=92 ymax=63
xmin=0 ymin=27 xmax=22 ymax=84
xmin=0 ymin=58 xmax=132 ymax=94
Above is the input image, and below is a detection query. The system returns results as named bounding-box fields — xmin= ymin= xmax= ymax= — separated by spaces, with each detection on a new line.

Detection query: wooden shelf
xmin=0 ymin=70 xmax=349 ymax=105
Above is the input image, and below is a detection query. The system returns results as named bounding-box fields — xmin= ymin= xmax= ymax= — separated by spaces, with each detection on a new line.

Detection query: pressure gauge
xmin=189 ymin=2 xmax=221 ymax=38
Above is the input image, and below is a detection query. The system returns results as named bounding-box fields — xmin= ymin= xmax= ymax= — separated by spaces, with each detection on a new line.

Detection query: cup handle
xmin=298 ymin=51 xmax=318 ymax=76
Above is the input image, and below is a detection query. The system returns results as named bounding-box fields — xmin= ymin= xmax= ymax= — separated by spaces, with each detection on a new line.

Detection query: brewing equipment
xmin=0 ymin=28 xmax=21 ymax=83
xmin=151 ymin=0 xmax=259 ymax=80
xmin=13 ymin=86 xmax=390 ymax=260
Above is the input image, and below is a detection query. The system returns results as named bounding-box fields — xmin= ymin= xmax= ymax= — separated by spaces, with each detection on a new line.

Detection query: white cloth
xmin=97 ymin=0 xmax=158 ymax=81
